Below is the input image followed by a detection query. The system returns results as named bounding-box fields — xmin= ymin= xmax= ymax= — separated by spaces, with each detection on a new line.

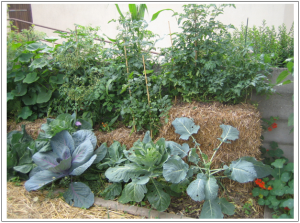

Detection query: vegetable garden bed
xmin=7 ymin=101 xmax=265 ymax=219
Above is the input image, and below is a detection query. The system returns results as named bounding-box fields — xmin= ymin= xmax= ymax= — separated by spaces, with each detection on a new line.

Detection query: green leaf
xmin=63 ymin=182 xmax=94 ymax=208
xmin=170 ymin=178 xmax=190 ymax=193
xmin=37 ymin=89 xmax=52 ymax=103
xmin=13 ymin=164 xmax=35 ymax=174
xmin=142 ymin=131 xmax=151 ymax=144
xmin=123 ymin=181 xmax=147 ymax=202
xmin=271 ymin=159 xmax=286 ymax=168
xmin=282 ymin=198 xmax=294 ymax=209
xmin=228 ymin=159 xmax=257 ymax=183
xmin=200 ymin=199 xmax=223 ymax=219
xmin=18 ymin=53 xmax=34 ymax=63
xmin=188 ymin=147 xmax=200 ymax=164
xmin=18 ymin=107 xmax=33 ymax=119
xmin=284 ymin=162 xmax=294 ymax=173
xmin=14 ymin=71 xmax=26 ymax=82
xmin=146 ymin=179 xmax=171 ymax=212
xmin=276 ymin=70 xmax=290 ymax=85
xmin=29 ymin=58 xmax=48 ymax=69
xmin=163 ymin=156 xmax=189 ymax=183
xmin=93 ymin=143 xmax=108 ymax=164
xmin=44 ymin=36 xmax=60 ymax=43
xmin=7 ymin=92 xmax=14 ymax=101
xmin=219 ymin=198 xmax=235 ymax=215
xmin=26 ymin=42 xmax=47 ymax=51
xmin=151 ymin=9 xmax=174 ymax=21
xmin=105 ymin=163 xmax=147 ymax=183
xmin=100 ymin=183 xmax=122 ymax=200
xmin=166 ymin=141 xmax=189 ymax=158
xmin=172 ymin=117 xmax=200 ymax=140
xmin=115 ymin=4 xmax=125 ymax=19
xmin=186 ymin=173 xmax=207 ymax=201
xmin=106 ymin=78 xmax=114 ymax=95
xmin=239 ymin=157 xmax=272 ymax=178
xmin=120 ymin=84 xmax=128 ymax=94
xmin=205 ymin=177 xmax=219 ymax=200
xmin=281 ymin=172 xmax=291 ymax=182
xmin=218 ymin=124 xmax=239 ymax=143
xmin=129 ymin=4 xmax=138 ymax=20
xmin=23 ymin=72 xmax=39 ymax=84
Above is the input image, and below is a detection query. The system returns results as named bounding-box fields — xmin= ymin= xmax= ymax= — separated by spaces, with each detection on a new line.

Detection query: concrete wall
xmin=251 ymin=68 xmax=294 ymax=162
xmin=14 ymin=3 xmax=295 ymax=49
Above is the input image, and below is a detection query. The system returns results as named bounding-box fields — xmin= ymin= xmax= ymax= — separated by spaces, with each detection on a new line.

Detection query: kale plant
xmin=162 ymin=117 xmax=272 ymax=218
xmin=25 ymin=130 xmax=106 ymax=208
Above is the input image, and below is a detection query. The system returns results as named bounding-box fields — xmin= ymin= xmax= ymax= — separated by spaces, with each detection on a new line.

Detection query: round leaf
xmin=37 ymin=89 xmax=52 ymax=103
xmin=23 ymin=72 xmax=39 ymax=84
xmin=186 ymin=173 xmax=207 ymax=201
xmin=63 ymin=182 xmax=94 ymax=208
xmin=18 ymin=53 xmax=34 ymax=63
xmin=172 ymin=117 xmax=200 ymax=140
xmin=22 ymin=92 xmax=37 ymax=105
xmin=163 ymin=156 xmax=189 ymax=183
xmin=18 ymin=106 xmax=33 ymax=119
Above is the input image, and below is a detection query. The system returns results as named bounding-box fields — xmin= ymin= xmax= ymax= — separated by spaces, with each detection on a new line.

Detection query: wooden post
xmin=123 ymin=39 xmax=136 ymax=132
xmin=168 ymin=21 xmax=177 ymax=105
xmin=142 ymin=55 xmax=152 ymax=138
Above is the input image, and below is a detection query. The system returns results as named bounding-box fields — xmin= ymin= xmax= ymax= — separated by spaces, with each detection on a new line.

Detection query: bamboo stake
xmin=142 ymin=55 xmax=152 ymax=138
xmin=168 ymin=21 xmax=177 ymax=105
xmin=123 ymin=40 xmax=136 ymax=132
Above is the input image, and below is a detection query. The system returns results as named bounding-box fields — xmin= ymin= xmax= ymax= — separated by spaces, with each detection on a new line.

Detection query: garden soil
xmin=6 ymin=101 xmax=265 ymax=219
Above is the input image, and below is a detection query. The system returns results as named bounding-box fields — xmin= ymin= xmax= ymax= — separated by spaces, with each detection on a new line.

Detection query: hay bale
xmin=156 ymin=101 xmax=263 ymax=169
xmin=94 ymin=127 xmax=146 ymax=149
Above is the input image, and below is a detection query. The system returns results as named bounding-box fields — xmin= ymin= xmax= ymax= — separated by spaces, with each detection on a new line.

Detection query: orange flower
xmin=268 ymin=127 xmax=272 ymax=131
xmin=272 ymin=123 xmax=277 ymax=129
xmin=267 ymin=186 xmax=273 ymax=190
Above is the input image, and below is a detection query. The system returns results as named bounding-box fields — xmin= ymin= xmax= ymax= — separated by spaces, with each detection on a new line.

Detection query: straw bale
xmin=156 ymin=101 xmax=263 ymax=169
xmin=94 ymin=127 xmax=146 ymax=149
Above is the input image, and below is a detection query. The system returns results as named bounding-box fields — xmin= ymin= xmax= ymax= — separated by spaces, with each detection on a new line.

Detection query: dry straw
xmin=7 ymin=182 xmax=141 ymax=219
xmin=156 ymin=101 xmax=263 ymax=169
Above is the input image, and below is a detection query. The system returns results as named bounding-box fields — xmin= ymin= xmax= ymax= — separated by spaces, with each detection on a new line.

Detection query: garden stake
xmin=168 ymin=21 xmax=177 ymax=105
xmin=142 ymin=55 xmax=152 ymax=137
xmin=123 ymin=39 xmax=136 ymax=132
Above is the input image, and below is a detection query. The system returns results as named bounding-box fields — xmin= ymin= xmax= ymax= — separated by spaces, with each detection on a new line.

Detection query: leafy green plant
xmin=275 ymin=58 xmax=294 ymax=133
xmin=262 ymin=116 xmax=279 ymax=132
xmin=162 ymin=117 xmax=272 ymax=218
xmin=104 ymin=131 xmax=172 ymax=211
xmin=251 ymin=158 xmax=294 ymax=218
xmin=114 ymin=4 xmax=174 ymax=23
xmin=53 ymin=25 xmax=106 ymax=121
xmin=242 ymin=201 xmax=253 ymax=215
xmin=161 ymin=4 xmax=274 ymax=104
xmin=7 ymin=125 xmax=37 ymax=181
xmin=232 ymin=20 xmax=294 ymax=67
xmin=25 ymin=129 xmax=107 ymax=208
xmin=7 ymin=35 xmax=64 ymax=121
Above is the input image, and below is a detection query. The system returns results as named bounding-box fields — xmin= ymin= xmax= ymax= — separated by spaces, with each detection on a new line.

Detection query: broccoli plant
xmin=104 ymin=131 xmax=171 ymax=211
xmin=162 ymin=117 xmax=272 ymax=218
xmin=25 ymin=129 xmax=106 ymax=208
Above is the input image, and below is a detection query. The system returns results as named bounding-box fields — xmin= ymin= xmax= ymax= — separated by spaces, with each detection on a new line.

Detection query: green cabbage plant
xmin=162 ymin=117 xmax=272 ymax=218
xmin=104 ymin=131 xmax=171 ymax=211
xmin=25 ymin=130 xmax=106 ymax=208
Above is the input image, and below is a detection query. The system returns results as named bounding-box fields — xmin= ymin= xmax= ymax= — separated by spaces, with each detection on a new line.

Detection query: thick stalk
xmin=190 ymin=135 xmax=206 ymax=165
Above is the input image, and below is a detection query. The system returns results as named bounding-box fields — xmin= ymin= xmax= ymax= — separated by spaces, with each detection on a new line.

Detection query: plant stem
xmin=142 ymin=55 xmax=152 ymax=137
xmin=209 ymin=141 xmax=223 ymax=163
xmin=191 ymin=135 xmax=206 ymax=165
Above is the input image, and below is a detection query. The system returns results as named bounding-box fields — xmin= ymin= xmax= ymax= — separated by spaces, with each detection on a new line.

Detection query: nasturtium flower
xmin=268 ymin=127 xmax=272 ymax=131
xmin=267 ymin=186 xmax=273 ymax=190
xmin=272 ymin=123 xmax=277 ymax=129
